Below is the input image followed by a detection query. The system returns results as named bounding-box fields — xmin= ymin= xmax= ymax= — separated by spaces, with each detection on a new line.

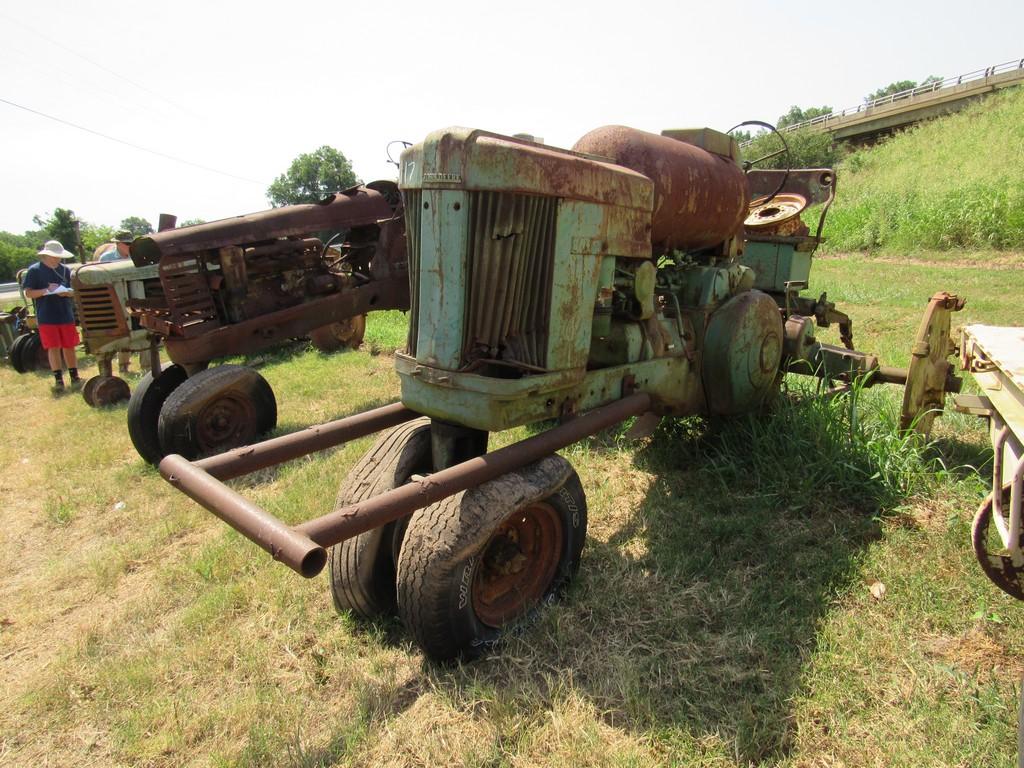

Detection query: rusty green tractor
xmin=158 ymin=125 xmax=963 ymax=661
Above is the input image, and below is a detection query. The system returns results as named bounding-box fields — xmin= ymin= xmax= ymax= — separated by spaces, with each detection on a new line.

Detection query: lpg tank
xmin=573 ymin=126 xmax=749 ymax=253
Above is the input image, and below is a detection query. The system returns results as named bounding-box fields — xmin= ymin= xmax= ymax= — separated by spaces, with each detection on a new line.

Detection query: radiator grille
xmin=463 ymin=192 xmax=556 ymax=370
xmin=402 ymin=190 xmax=421 ymax=355
xmin=76 ymin=285 xmax=126 ymax=336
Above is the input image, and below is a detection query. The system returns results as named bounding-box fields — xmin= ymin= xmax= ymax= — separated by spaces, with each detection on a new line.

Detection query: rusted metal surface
xmin=130 ymin=186 xmax=396 ymax=266
xmin=746 ymin=169 xmax=836 ymax=240
xmin=900 ymin=291 xmax=966 ymax=432
xmin=128 ymin=182 xmax=409 ymax=367
xmin=163 ymin=275 xmax=407 ymax=364
xmin=472 ymin=499 xmax=563 ymax=627
xmin=159 ymin=392 xmax=651 ymax=576
xmin=973 ymin=484 xmax=1024 ymax=600
xmin=195 ymin=402 xmax=419 ymax=480
xmin=295 ymin=392 xmax=651 ymax=548
xmin=160 ymin=453 xmax=327 ymax=577
xmin=572 ymin=125 xmax=749 ymax=252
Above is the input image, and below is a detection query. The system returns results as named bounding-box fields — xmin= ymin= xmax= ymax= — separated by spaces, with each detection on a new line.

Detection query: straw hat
xmin=37 ymin=240 xmax=77 ymax=259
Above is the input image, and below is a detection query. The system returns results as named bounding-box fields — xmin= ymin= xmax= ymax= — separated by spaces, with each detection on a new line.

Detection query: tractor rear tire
xmin=328 ymin=417 xmax=432 ymax=619
xmin=22 ymin=332 xmax=46 ymax=372
xmin=310 ymin=315 xmax=367 ymax=352
xmin=396 ymin=456 xmax=587 ymax=662
xmin=8 ymin=333 xmax=31 ymax=373
xmin=127 ymin=364 xmax=189 ymax=464
xmin=157 ymin=365 xmax=276 ymax=460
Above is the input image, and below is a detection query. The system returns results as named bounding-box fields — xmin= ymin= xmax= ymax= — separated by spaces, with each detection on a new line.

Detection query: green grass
xmin=823 ymin=85 xmax=1024 ymax=252
xmin=0 ymin=257 xmax=1022 ymax=767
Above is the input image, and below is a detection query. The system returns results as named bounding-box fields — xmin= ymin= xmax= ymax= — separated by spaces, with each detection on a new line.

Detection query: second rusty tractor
xmin=125 ymin=183 xmax=408 ymax=464
xmin=157 ymin=124 xmax=963 ymax=661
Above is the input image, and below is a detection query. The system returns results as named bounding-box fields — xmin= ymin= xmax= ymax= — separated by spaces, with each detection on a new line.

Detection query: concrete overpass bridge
xmin=765 ymin=59 xmax=1024 ymax=144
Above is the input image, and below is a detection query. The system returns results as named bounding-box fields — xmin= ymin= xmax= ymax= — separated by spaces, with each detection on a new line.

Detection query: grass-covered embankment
xmin=823 ymin=86 xmax=1024 ymax=252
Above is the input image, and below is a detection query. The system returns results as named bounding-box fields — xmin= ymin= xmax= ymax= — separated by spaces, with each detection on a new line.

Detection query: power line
xmin=0 ymin=96 xmax=262 ymax=186
xmin=0 ymin=10 xmax=198 ymax=119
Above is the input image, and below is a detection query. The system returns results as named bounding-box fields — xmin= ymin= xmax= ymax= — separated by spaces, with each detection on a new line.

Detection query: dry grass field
xmin=1 ymin=254 xmax=1022 ymax=767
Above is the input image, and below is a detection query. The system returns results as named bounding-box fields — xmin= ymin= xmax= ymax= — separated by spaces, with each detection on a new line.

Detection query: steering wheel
xmin=727 ymin=120 xmax=791 ymax=207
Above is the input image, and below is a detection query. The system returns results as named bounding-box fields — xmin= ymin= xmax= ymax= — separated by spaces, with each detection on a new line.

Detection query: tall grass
xmin=823 ymin=86 xmax=1024 ymax=251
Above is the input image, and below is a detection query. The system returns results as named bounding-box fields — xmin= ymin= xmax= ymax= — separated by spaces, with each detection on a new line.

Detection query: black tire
xmin=127 ymin=364 xmax=189 ymax=464
xmin=310 ymin=315 xmax=368 ymax=352
xmin=21 ymin=332 xmax=46 ymax=372
xmin=8 ymin=333 xmax=31 ymax=373
xmin=328 ymin=417 xmax=432 ymax=619
xmin=396 ymin=455 xmax=587 ymax=662
xmin=157 ymin=364 xmax=277 ymax=460
xmin=29 ymin=333 xmax=48 ymax=371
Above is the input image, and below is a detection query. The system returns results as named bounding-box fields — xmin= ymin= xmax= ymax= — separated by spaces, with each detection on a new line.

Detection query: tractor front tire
xmin=328 ymin=417 xmax=432 ymax=619
xmin=310 ymin=315 xmax=367 ymax=352
xmin=396 ymin=456 xmax=587 ymax=662
xmin=127 ymin=364 xmax=189 ymax=464
xmin=157 ymin=365 xmax=276 ymax=460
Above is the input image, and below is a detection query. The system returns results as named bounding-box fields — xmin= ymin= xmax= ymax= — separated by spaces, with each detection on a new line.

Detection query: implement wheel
xmin=972 ymin=485 xmax=1024 ymax=601
xmin=310 ymin=315 xmax=367 ymax=352
xmin=157 ymin=365 xmax=276 ymax=460
xmin=127 ymin=364 xmax=188 ymax=464
xmin=396 ymin=456 xmax=587 ymax=662
xmin=82 ymin=375 xmax=130 ymax=407
xmin=328 ymin=417 xmax=432 ymax=619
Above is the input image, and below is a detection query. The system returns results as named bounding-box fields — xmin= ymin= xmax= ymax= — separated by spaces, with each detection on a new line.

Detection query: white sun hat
xmin=36 ymin=240 xmax=77 ymax=259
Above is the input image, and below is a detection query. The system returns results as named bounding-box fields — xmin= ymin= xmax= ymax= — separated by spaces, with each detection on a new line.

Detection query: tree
xmin=865 ymin=76 xmax=941 ymax=104
xmin=179 ymin=218 xmax=207 ymax=227
xmin=740 ymin=127 xmax=838 ymax=171
xmin=0 ymin=236 xmax=38 ymax=282
xmin=33 ymin=208 xmax=81 ymax=253
xmin=119 ymin=216 xmax=154 ymax=237
xmin=81 ymin=223 xmax=115 ymax=253
xmin=266 ymin=146 xmax=359 ymax=207
xmin=777 ymin=105 xmax=833 ymax=129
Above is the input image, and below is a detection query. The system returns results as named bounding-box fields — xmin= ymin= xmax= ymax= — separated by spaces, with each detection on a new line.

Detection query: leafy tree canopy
xmin=33 ymin=208 xmax=80 ymax=253
xmin=865 ymin=75 xmax=942 ymax=103
xmin=266 ymin=146 xmax=359 ymax=207
xmin=119 ymin=216 xmax=154 ymax=238
xmin=82 ymin=224 xmax=115 ymax=254
xmin=777 ymin=105 xmax=833 ymax=129
xmin=740 ymin=128 xmax=838 ymax=171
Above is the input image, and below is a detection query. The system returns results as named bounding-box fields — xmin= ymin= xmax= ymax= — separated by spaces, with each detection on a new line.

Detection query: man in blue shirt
xmin=95 ymin=231 xmax=133 ymax=263
xmin=22 ymin=240 xmax=81 ymax=391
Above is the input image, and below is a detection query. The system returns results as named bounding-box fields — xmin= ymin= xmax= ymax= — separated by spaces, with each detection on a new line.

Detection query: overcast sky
xmin=1 ymin=0 xmax=1020 ymax=234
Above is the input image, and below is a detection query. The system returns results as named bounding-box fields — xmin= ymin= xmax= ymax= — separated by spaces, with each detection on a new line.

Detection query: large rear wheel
xmin=328 ymin=417 xmax=432 ymax=619
xmin=157 ymin=365 xmax=276 ymax=460
xmin=8 ymin=333 xmax=31 ymax=373
xmin=396 ymin=456 xmax=587 ymax=662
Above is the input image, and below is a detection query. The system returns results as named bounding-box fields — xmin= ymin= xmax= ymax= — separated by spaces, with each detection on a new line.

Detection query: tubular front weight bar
xmin=159 ymin=393 xmax=652 ymax=577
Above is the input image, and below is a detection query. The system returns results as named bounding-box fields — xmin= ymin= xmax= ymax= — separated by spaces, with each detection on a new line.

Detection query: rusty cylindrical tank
xmin=572 ymin=126 xmax=749 ymax=253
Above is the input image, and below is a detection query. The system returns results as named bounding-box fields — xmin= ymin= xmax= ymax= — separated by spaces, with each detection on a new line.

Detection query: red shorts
xmin=38 ymin=323 xmax=80 ymax=350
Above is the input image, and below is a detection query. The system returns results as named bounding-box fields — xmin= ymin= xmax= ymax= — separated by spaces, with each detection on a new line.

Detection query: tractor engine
xmin=397 ymin=126 xmax=782 ymax=430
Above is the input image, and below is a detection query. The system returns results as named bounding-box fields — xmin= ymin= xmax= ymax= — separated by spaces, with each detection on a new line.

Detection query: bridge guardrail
xmin=741 ymin=58 xmax=1024 ymax=145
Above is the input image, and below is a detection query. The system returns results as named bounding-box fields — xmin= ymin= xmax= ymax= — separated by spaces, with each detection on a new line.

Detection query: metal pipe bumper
xmin=195 ymin=402 xmax=419 ymax=480
xmin=159 ymin=392 xmax=652 ymax=577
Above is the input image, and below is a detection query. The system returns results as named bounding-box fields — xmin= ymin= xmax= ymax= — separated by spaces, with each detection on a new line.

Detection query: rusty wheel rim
xmin=472 ymin=501 xmax=563 ymax=628
xmin=195 ymin=394 xmax=256 ymax=451
xmin=92 ymin=376 xmax=130 ymax=406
